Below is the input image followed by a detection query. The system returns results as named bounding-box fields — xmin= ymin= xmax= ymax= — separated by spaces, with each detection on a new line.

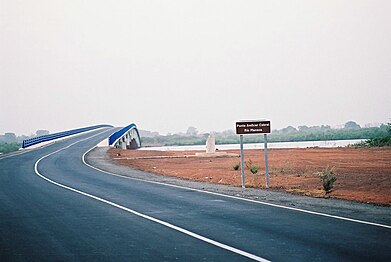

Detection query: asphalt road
xmin=0 ymin=128 xmax=390 ymax=261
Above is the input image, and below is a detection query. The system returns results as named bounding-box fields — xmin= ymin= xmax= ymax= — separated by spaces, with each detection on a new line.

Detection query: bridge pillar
xmin=121 ymin=137 xmax=126 ymax=149
xmin=126 ymin=133 xmax=130 ymax=147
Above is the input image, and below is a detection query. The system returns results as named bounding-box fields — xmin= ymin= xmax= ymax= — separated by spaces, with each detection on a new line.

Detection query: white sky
xmin=1 ymin=0 xmax=390 ymax=135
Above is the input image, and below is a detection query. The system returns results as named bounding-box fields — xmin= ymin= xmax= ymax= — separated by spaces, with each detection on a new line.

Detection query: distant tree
xmin=36 ymin=130 xmax=50 ymax=136
xmin=0 ymin=142 xmax=20 ymax=154
xmin=298 ymin=125 xmax=309 ymax=132
xmin=308 ymin=126 xmax=321 ymax=131
xmin=138 ymin=130 xmax=153 ymax=137
xmin=272 ymin=129 xmax=281 ymax=134
xmin=280 ymin=126 xmax=298 ymax=134
xmin=4 ymin=133 xmax=17 ymax=143
xmin=186 ymin=126 xmax=198 ymax=136
xmin=139 ymin=130 xmax=160 ymax=138
xmin=344 ymin=121 xmax=361 ymax=130
xmin=219 ymin=129 xmax=235 ymax=137
xmin=17 ymin=135 xmax=30 ymax=143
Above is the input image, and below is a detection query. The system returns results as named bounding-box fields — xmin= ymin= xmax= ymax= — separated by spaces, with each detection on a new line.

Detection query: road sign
xmin=236 ymin=120 xmax=271 ymax=188
xmin=236 ymin=120 xmax=271 ymax=135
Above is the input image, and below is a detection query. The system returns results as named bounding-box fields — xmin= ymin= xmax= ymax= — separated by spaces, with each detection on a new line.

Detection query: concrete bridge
xmin=108 ymin=123 xmax=141 ymax=149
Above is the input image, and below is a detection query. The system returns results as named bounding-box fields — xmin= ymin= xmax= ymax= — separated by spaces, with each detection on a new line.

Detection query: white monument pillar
xmin=206 ymin=133 xmax=216 ymax=153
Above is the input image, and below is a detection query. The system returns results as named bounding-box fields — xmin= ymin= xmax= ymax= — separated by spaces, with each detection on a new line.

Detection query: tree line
xmin=141 ymin=122 xmax=390 ymax=147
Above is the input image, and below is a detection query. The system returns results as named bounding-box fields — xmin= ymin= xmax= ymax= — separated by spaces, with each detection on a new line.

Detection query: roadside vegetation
xmin=0 ymin=129 xmax=49 ymax=154
xmin=232 ymin=163 xmax=240 ymax=170
xmin=0 ymin=143 xmax=21 ymax=154
xmin=316 ymin=166 xmax=337 ymax=196
xmin=245 ymin=159 xmax=260 ymax=175
xmin=354 ymin=123 xmax=391 ymax=147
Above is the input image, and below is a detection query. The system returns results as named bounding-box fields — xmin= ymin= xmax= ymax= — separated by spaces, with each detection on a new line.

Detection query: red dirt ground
xmin=108 ymin=147 xmax=391 ymax=206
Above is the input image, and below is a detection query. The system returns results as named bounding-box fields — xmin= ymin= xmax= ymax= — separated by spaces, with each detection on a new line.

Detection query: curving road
xmin=0 ymin=128 xmax=390 ymax=261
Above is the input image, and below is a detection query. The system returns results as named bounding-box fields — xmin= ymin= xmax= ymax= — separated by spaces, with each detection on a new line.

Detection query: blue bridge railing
xmin=22 ymin=124 xmax=112 ymax=148
xmin=108 ymin=123 xmax=141 ymax=147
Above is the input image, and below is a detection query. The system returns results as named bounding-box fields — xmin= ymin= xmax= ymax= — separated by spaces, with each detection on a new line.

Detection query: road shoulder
xmin=86 ymin=147 xmax=391 ymax=227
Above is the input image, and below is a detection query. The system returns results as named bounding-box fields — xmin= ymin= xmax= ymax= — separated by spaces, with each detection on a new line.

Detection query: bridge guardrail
xmin=22 ymin=124 xmax=112 ymax=148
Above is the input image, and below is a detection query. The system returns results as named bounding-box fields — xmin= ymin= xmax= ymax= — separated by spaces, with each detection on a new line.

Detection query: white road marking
xmin=83 ymin=146 xmax=391 ymax=230
xmin=0 ymin=151 xmax=28 ymax=160
xmin=34 ymin=133 xmax=270 ymax=262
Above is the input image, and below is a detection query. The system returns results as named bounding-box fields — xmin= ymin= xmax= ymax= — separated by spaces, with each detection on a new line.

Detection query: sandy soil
xmin=108 ymin=147 xmax=391 ymax=206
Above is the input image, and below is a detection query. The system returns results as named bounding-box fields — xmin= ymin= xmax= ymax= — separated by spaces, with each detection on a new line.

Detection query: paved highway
xmin=1 ymin=128 xmax=390 ymax=261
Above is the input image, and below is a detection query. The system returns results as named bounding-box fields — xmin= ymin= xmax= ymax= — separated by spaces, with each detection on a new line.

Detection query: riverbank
xmin=108 ymin=147 xmax=391 ymax=206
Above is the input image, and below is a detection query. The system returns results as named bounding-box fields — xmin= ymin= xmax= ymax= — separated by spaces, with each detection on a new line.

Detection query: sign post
xmin=264 ymin=134 xmax=269 ymax=188
xmin=239 ymin=135 xmax=245 ymax=188
xmin=236 ymin=120 xmax=271 ymax=189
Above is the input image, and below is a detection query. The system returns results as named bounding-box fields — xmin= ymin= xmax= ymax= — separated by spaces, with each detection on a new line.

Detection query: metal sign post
xmin=264 ymin=134 xmax=269 ymax=188
xmin=239 ymin=135 xmax=245 ymax=188
xmin=236 ymin=120 xmax=271 ymax=189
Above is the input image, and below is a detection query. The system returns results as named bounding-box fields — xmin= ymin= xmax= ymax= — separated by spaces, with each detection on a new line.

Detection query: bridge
xmin=22 ymin=124 xmax=113 ymax=149
xmin=21 ymin=123 xmax=141 ymax=150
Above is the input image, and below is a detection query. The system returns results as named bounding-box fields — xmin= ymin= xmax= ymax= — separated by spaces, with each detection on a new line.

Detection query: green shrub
xmin=250 ymin=165 xmax=260 ymax=175
xmin=232 ymin=163 xmax=240 ymax=170
xmin=316 ymin=166 xmax=337 ymax=194
xmin=0 ymin=143 xmax=20 ymax=154
xmin=245 ymin=159 xmax=260 ymax=174
xmin=354 ymin=136 xmax=391 ymax=147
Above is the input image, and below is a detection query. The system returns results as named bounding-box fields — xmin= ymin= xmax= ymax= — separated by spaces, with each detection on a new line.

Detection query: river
xmin=140 ymin=139 xmax=364 ymax=151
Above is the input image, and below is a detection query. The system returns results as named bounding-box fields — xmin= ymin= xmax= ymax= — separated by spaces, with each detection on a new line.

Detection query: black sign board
xmin=236 ymin=120 xmax=271 ymax=135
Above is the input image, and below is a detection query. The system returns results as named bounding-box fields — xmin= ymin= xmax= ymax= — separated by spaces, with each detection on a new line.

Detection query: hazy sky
xmin=1 ymin=0 xmax=390 ymax=135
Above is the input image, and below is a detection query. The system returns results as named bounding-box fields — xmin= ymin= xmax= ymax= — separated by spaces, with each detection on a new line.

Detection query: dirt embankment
xmin=108 ymin=147 xmax=391 ymax=206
